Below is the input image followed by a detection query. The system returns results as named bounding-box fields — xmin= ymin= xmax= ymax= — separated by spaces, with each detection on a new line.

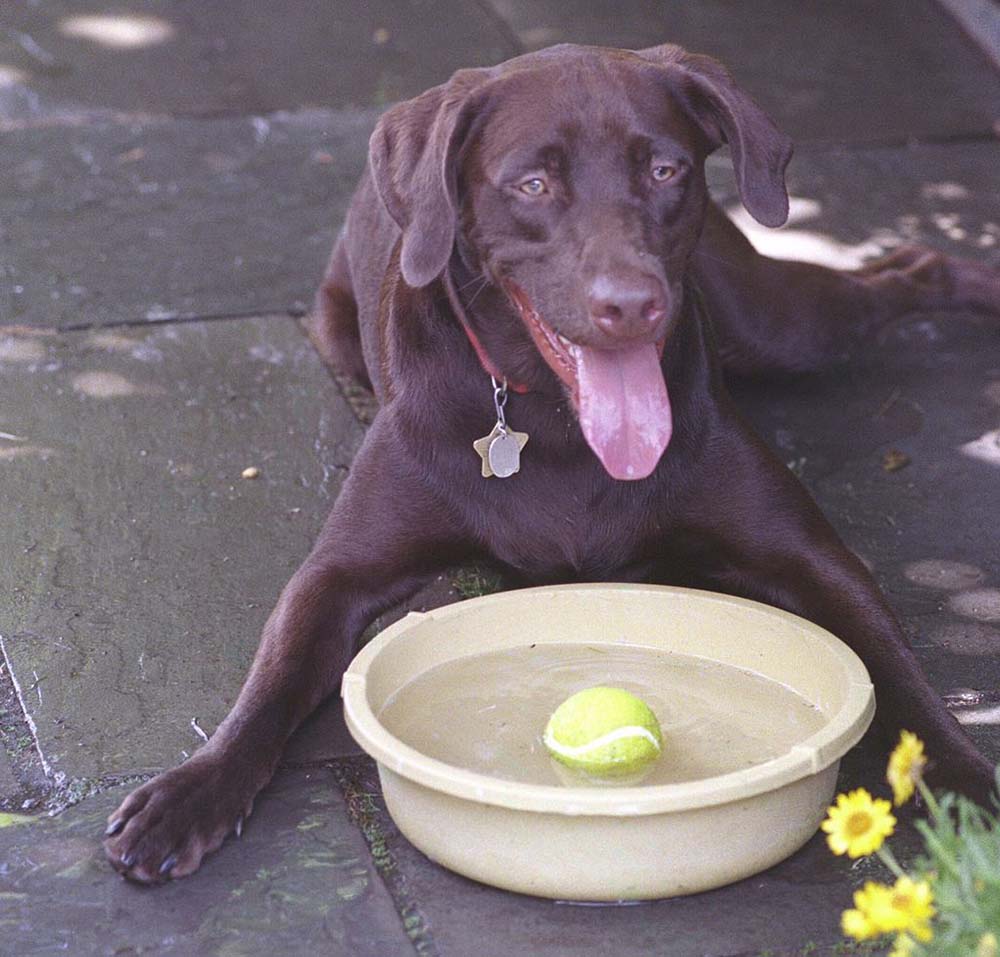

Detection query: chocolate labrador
xmin=105 ymin=43 xmax=1000 ymax=883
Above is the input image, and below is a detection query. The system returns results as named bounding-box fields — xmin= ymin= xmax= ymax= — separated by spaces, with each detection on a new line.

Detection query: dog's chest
xmin=469 ymin=463 xmax=667 ymax=580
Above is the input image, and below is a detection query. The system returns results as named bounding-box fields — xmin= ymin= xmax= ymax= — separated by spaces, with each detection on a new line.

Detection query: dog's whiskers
xmin=694 ymin=250 xmax=752 ymax=273
xmin=455 ymin=271 xmax=491 ymax=293
xmin=464 ymin=276 xmax=492 ymax=309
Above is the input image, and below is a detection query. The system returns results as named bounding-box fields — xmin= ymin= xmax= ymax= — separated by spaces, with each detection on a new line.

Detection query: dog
xmin=104 ymin=42 xmax=1000 ymax=883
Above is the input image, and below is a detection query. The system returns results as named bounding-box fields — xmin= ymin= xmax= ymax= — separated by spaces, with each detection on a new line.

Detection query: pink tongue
xmin=573 ymin=342 xmax=672 ymax=480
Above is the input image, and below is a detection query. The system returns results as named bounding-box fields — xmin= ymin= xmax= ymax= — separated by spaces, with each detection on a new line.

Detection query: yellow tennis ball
xmin=543 ymin=686 xmax=662 ymax=777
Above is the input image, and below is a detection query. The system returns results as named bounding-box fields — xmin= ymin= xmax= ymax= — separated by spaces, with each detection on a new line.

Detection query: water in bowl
xmin=377 ymin=642 xmax=825 ymax=787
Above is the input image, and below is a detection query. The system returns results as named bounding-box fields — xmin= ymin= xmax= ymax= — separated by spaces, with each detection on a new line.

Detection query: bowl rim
xmin=341 ymin=583 xmax=875 ymax=816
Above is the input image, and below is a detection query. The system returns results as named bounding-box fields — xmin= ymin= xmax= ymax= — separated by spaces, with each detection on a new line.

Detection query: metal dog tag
xmin=472 ymin=377 xmax=529 ymax=479
xmin=488 ymin=429 xmax=524 ymax=478
xmin=473 ymin=422 xmax=529 ymax=478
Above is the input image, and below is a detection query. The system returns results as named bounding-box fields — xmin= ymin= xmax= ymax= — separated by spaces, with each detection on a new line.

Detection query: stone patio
xmin=1 ymin=2 xmax=998 ymax=954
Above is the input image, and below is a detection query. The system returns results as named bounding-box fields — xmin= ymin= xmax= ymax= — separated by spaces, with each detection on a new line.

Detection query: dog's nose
xmin=586 ymin=273 xmax=667 ymax=339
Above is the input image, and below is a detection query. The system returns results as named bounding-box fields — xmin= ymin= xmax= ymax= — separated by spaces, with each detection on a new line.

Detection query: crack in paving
xmin=2 ymin=96 xmax=997 ymax=150
xmin=53 ymin=304 xmax=308 ymax=335
xmin=0 ymin=635 xmax=153 ymax=815
xmin=0 ymin=633 xmax=52 ymax=781
xmin=292 ymin=317 xmax=380 ymax=428
xmin=331 ymin=756 xmax=438 ymax=957
xmin=793 ymin=127 xmax=1000 ymax=153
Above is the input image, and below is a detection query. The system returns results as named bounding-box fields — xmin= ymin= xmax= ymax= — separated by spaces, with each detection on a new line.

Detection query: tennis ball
xmin=543 ymin=686 xmax=662 ymax=777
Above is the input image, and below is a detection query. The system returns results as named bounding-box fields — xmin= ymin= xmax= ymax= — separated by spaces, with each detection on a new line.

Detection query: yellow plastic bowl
xmin=342 ymin=583 xmax=874 ymax=900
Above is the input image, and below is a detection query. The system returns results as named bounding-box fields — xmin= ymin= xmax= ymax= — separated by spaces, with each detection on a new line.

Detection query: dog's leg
xmin=103 ymin=419 xmax=471 ymax=882
xmin=673 ymin=421 xmax=994 ymax=801
xmin=694 ymin=203 xmax=1000 ymax=376
xmin=307 ymin=230 xmax=373 ymax=390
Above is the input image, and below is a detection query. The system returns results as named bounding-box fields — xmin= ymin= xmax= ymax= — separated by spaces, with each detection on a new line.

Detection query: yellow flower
xmin=842 ymin=877 xmax=935 ymax=944
xmin=853 ymin=880 xmax=895 ymax=926
xmin=864 ymin=876 xmax=935 ymax=942
xmin=979 ymin=932 xmax=998 ymax=957
xmin=821 ymin=788 xmax=896 ymax=857
xmin=887 ymin=730 xmax=928 ymax=806
xmin=841 ymin=905 xmax=879 ymax=941
xmin=889 ymin=934 xmax=915 ymax=957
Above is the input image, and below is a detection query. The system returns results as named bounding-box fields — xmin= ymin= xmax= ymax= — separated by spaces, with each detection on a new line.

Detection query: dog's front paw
xmin=103 ymin=751 xmax=256 ymax=884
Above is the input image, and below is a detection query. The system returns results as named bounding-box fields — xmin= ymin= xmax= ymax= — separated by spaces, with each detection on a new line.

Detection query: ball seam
xmin=542 ymin=725 xmax=662 ymax=759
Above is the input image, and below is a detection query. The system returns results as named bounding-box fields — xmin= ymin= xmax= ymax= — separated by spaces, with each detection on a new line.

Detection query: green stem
xmin=876 ymin=844 xmax=905 ymax=879
xmin=913 ymin=779 xmax=963 ymax=879
xmin=916 ymin=778 xmax=941 ymax=820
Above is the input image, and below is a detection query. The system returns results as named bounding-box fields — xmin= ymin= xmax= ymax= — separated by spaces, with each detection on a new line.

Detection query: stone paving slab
xmin=0 ymin=768 xmax=413 ymax=956
xmin=0 ymin=744 xmax=16 ymax=799
xmin=0 ymin=315 xmax=364 ymax=787
xmin=3 ymin=0 xmax=997 ymax=147
xmin=0 ymin=0 xmax=516 ymax=119
xmin=0 ymin=109 xmax=372 ymax=329
xmin=490 ymin=0 xmax=1000 ymax=144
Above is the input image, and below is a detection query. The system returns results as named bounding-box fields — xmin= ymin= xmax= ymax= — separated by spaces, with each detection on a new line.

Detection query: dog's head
xmin=369 ymin=43 xmax=792 ymax=479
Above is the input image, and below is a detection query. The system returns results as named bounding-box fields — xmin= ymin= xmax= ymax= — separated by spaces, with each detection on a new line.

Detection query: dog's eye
xmin=651 ymin=164 xmax=678 ymax=183
xmin=518 ymin=178 xmax=548 ymax=196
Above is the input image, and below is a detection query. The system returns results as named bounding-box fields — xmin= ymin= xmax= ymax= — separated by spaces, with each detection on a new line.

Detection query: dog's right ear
xmin=369 ymin=69 xmax=491 ymax=288
xmin=638 ymin=44 xmax=792 ymax=228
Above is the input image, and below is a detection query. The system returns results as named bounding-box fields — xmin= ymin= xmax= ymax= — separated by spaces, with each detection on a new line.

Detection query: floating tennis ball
xmin=543 ymin=686 xmax=662 ymax=777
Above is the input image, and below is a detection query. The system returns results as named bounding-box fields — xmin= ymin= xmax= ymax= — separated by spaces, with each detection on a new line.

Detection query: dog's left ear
xmin=369 ymin=68 xmax=492 ymax=288
xmin=638 ymin=44 xmax=792 ymax=228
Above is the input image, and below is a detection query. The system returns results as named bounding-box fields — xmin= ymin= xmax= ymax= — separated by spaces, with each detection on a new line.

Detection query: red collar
xmin=442 ymin=269 xmax=530 ymax=394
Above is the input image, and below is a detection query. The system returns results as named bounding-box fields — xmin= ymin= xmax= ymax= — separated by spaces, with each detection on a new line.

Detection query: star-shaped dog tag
xmin=473 ymin=424 xmax=529 ymax=478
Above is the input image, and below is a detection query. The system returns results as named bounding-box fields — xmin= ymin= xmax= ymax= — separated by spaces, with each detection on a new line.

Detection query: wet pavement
xmin=1 ymin=110 xmax=374 ymax=328
xmin=0 ymin=317 xmax=363 ymax=783
xmin=1 ymin=2 xmax=998 ymax=955
xmin=0 ymin=771 xmax=412 ymax=955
